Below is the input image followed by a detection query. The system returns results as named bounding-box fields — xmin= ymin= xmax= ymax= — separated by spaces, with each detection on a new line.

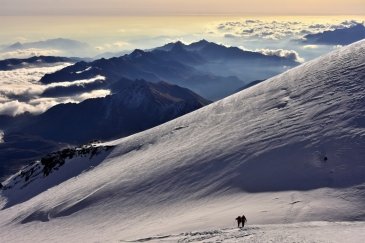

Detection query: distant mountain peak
xmin=4 ymin=42 xmax=23 ymax=50
xmin=130 ymin=49 xmax=147 ymax=58
xmin=174 ymin=40 xmax=185 ymax=46
xmin=170 ymin=41 xmax=188 ymax=52
xmin=194 ymin=39 xmax=210 ymax=45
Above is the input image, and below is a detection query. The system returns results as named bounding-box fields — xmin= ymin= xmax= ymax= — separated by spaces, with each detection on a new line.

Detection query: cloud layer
xmin=263 ymin=49 xmax=304 ymax=62
xmin=0 ymin=64 xmax=110 ymax=116
xmin=216 ymin=19 xmax=363 ymax=41
xmin=0 ymin=48 xmax=61 ymax=60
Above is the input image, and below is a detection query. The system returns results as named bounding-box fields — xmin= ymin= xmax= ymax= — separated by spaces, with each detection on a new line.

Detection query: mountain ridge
xmin=303 ymin=24 xmax=365 ymax=45
xmin=39 ymin=40 xmax=299 ymax=100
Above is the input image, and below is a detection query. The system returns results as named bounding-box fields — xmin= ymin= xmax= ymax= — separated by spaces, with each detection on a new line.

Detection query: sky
xmin=0 ymin=15 xmax=364 ymax=60
xmin=0 ymin=0 xmax=365 ymax=15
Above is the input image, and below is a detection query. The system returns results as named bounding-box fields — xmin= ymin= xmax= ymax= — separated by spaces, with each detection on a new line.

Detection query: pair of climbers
xmin=235 ymin=214 xmax=247 ymax=228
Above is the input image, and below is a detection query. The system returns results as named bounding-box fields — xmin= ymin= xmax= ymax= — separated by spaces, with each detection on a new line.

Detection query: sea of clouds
xmin=215 ymin=19 xmax=362 ymax=41
xmin=0 ymin=64 xmax=110 ymax=116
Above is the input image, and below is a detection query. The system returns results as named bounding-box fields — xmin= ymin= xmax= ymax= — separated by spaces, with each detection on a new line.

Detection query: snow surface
xmin=121 ymin=222 xmax=365 ymax=243
xmin=1 ymin=144 xmax=113 ymax=209
xmin=0 ymin=40 xmax=365 ymax=242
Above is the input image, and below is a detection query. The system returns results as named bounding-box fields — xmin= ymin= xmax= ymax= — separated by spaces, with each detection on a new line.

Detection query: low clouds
xmin=0 ymin=64 xmax=72 ymax=99
xmin=0 ymin=100 xmax=50 ymax=116
xmin=96 ymin=41 xmax=131 ymax=51
xmin=0 ymin=37 xmax=135 ymax=60
xmin=0 ymin=130 xmax=3 ymax=143
xmin=216 ymin=19 xmax=364 ymax=41
xmin=0 ymin=90 xmax=110 ymax=116
xmin=0 ymin=48 xmax=61 ymax=60
xmin=0 ymin=38 xmax=95 ymax=59
xmin=302 ymin=45 xmax=319 ymax=49
xmin=0 ymin=64 xmax=110 ymax=116
xmin=238 ymin=45 xmax=304 ymax=63
xmin=256 ymin=48 xmax=304 ymax=63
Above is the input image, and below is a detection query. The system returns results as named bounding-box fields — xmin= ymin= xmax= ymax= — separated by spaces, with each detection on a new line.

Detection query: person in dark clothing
xmin=235 ymin=216 xmax=242 ymax=228
xmin=241 ymin=214 xmax=247 ymax=228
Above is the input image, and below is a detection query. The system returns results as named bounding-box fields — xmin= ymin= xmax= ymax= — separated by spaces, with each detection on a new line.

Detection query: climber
xmin=241 ymin=214 xmax=247 ymax=228
xmin=235 ymin=215 xmax=242 ymax=228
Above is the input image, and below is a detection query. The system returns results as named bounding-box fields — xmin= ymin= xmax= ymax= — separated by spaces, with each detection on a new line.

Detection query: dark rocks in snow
xmin=1 ymin=143 xmax=114 ymax=191
xmin=41 ymin=144 xmax=113 ymax=177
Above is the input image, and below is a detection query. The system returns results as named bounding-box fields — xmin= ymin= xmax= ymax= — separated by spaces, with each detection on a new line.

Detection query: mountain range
xmin=41 ymin=40 xmax=299 ymax=100
xmin=2 ymin=38 xmax=92 ymax=58
xmin=0 ymin=56 xmax=78 ymax=71
xmin=18 ymin=79 xmax=210 ymax=143
xmin=0 ymin=78 xmax=210 ymax=179
xmin=303 ymin=23 xmax=365 ymax=45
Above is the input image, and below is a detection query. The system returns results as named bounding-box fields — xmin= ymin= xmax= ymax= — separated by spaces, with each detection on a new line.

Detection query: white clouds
xmin=0 ymin=63 xmax=71 ymax=84
xmin=302 ymin=45 xmax=319 ymax=49
xmin=0 ymin=100 xmax=45 ymax=116
xmin=0 ymin=48 xmax=61 ymax=60
xmin=96 ymin=41 xmax=130 ymax=51
xmin=0 ymin=64 xmax=72 ymax=98
xmin=257 ymin=48 xmax=305 ymax=63
xmin=0 ymin=89 xmax=111 ymax=116
xmin=239 ymin=45 xmax=305 ymax=63
xmin=76 ymin=89 xmax=111 ymax=101
xmin=0 ymin=130 xmax=4 ymax=143
xmin=0 ymin=74 xmax=105 ymax=100
xmin=46 ymin=75 xmax=105 ymax=89
xmin=0 ymin=64 xmax=109 ymax=116
xmin=216 ymin=19 xmax=364 ymax=41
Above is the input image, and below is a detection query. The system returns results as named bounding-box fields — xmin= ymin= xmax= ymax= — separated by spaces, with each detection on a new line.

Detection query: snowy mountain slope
xmin=123 ymin=222 xmax=365 ymax=242
xmin=0 ymin=143 xmax=113 ymax=209
xmin=0 ymin=40 xmax=365 ymax=242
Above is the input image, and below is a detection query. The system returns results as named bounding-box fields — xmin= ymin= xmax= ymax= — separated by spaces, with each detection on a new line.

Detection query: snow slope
xmin=0 ymin=144 xmax=113 ymax=209
xmin=126 ymin=222 xmax=365 ymax=243
xmin=0 ymin=40 xmax=365 ymax=242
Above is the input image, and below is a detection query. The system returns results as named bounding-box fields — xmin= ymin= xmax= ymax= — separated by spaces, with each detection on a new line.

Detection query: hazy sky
xmin=1 ymin=0 xmax=365 ymax=15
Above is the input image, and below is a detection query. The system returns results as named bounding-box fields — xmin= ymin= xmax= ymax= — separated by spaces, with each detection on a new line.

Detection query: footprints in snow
xmin=122 ymin=228 xmax=253 ymax=242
